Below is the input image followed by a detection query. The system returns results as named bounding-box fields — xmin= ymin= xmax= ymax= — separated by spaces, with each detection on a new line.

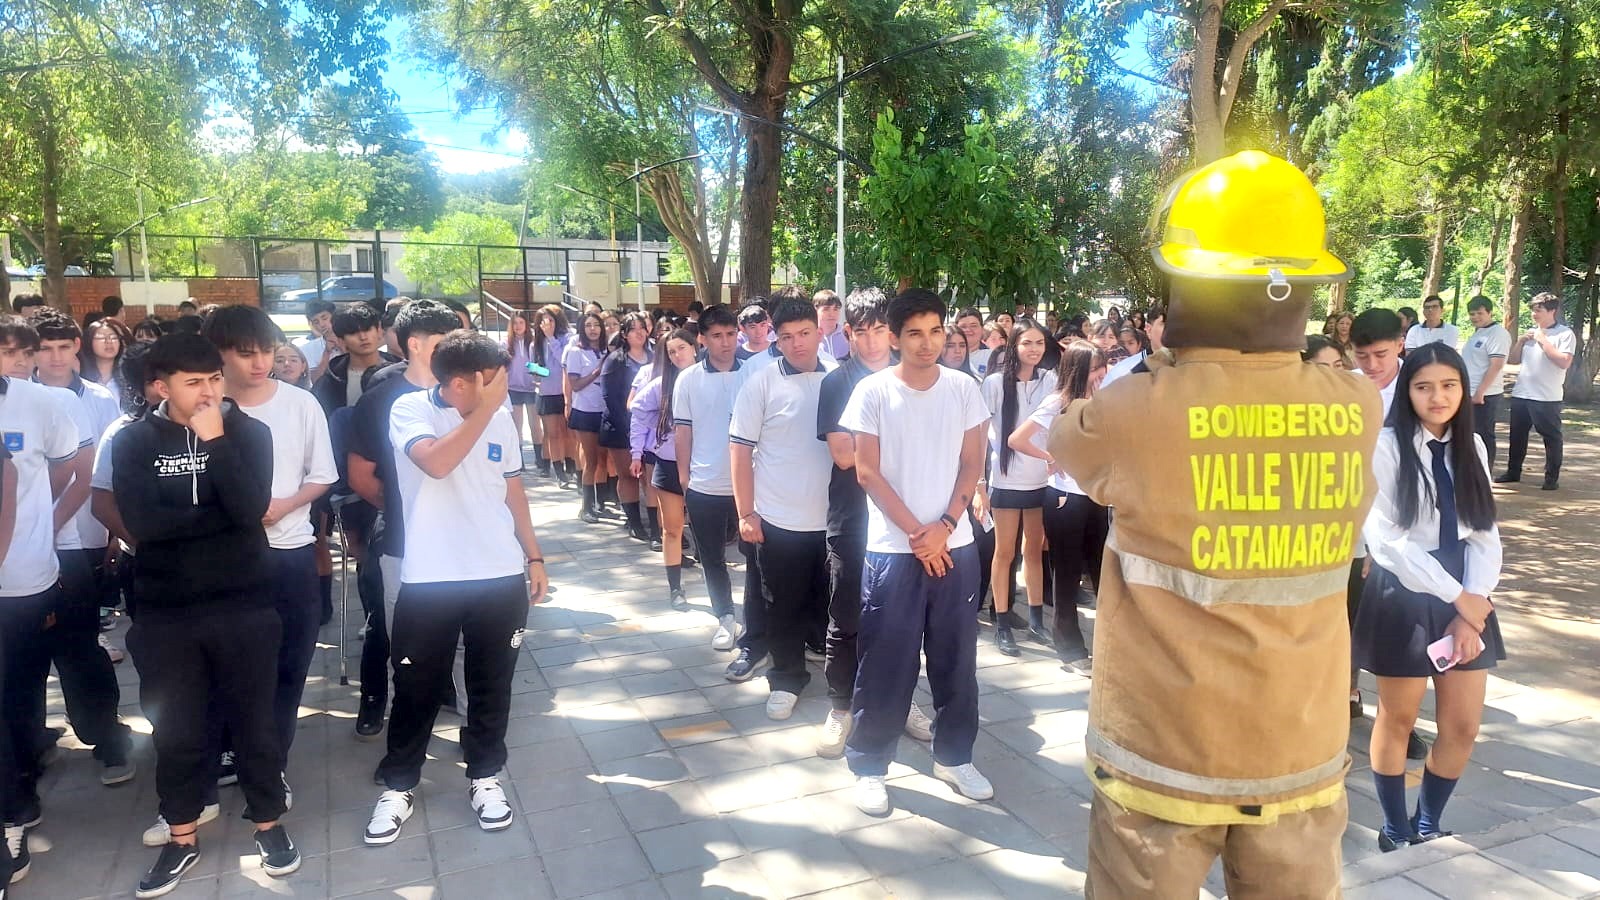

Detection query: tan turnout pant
xmin=1085 ymin=789 xmax=1346 ymax=900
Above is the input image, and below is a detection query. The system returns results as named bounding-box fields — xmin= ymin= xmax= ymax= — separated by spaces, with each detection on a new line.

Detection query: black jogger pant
xmin=378 ymin=575 xmax=527 ymax=791
xmin=269 ymin=545 xmax=322 ymax=756
xmin=683 ymin=490 xmax=738 ymax=620
xmin=358 ymin=525 xmax=389 ymax=704
xmin=128 ymin=604 xmax=286 ymax=825
xmin=1473 ymin=393 xmax=1501 ymax=468
xmin=1041 ymin=489 xmax=1108 ymax=660
xmin=52 ymin=548 xmax=131 ymax=762
xmin=1506 ymin=397 xmax=1563 ymax=482
xmin=824 ymin=530 xmax=867 ymax=711
xmin=757 ymin=522 xmax=828 ymax=696
xmin=0 ymin=588 xmax=51 ymax=819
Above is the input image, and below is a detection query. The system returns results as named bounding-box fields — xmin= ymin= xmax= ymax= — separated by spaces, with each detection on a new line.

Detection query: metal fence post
xmin=254 ymin=238 xmax=265 ymax=307
xmin=313 ymin=239 xmax=324 ymax=301
xmin=372 ymin=228 xmax=384 ymax=307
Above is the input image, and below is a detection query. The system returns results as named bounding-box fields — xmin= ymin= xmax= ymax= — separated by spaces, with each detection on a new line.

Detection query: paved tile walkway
xmin=27 ymin=466 xmax=1600 ymax=898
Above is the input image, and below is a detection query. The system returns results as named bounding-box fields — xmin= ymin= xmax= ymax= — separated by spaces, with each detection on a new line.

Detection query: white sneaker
xmin=904 ymin=704 xmax=934 ymax=742
xmin=469 ymin=777 xmax=514 ymax=831
xmin=765 ymin=690 xmax=799 ymax=721
xmin=99 ymin=633 xmax=125 ymax=664
xmin=817 ymin=709 xmax=852 ymax=758
xmin=281 ymin=773 xmax=293 ymax=811
xmin=711 ymin=615 xmax=738 ymax=651
xmin=142 ymin=804 xmax=219 ymax=847
xmin=933 ymin=762 xmax=995 ymax=801
xmin=854 ymin=775 xmax=889 ymax=815
xmin=216 ymin=750 xmax=237 ymax=786
xmin=364 ymin=789 xmax=415 ymax=845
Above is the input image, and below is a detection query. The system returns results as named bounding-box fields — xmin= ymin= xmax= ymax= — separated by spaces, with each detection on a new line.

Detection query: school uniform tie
xmin=1428 ymin=439 xmax=1465 ymax=582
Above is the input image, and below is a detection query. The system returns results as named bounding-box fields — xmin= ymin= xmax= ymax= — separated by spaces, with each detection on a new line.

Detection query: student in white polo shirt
xmin=730 ymin=299 xmax=835 ymax=721
xmin=1500 ymin=292 xmax=1577 ymax=491
xmin=1462 ymin=296 xmax=1510 ymax=466
xmin=27 ymin=309 xmax=133 ymax=786
xmin=674 ymin=305 xmax=765 ymax=666
xmin=0 ymin=314 xmax=81 ymax=880
xmin=365 ymin=330 xmax=547 ymax=846
xmin=1404 ymin=295 xmax=1459 ymax=351
xmin=837 ymin=289 xmax=992 ymax=816
xmin=203 ymin=307 xmax=337 ymax=781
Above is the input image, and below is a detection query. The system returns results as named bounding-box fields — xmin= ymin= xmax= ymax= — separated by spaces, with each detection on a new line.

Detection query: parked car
xmin=277 ymin=275 xmax=397 ymax=310
xmin=19 ymin=263 xmax=90 ymax=277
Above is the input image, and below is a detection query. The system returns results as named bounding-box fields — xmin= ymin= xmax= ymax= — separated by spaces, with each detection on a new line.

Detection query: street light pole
xmin=835 ymin=54 xmax=845 ymax=298
xmin=635 ymin=158 xmax=645 ymax=311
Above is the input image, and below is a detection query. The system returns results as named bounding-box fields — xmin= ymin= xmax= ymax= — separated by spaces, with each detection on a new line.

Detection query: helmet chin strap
xmin=1267 ymin=269 xmax=1291 ymax=303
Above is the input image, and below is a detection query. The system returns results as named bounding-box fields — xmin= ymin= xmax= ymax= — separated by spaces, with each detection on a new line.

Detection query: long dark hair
xmin=609 ymin=311 xmax=651 ymax=357
xmin=941 ymin=325 xmax=975 ymax=378
xmin=575 ymin=312 xmax=605 ymax=354
xmin=1055 ymin=339 xmax=1104 ymax=402
xmin=79 ymin=317 xmax=132 ymax=384
xmin=1387 ymin=343 xmax=1496 ymax=532
xmin=534 ymin=304 xmax=569 ymax=362
xmin=656 ymin=328 xmax=697 ymax=443
xmin=996 ymin=320 xmax=1052 ymax=475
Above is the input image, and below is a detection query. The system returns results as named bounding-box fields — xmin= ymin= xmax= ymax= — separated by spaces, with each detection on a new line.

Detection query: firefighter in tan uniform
xmin=1049 ymin=151 xmax=1382 ymax=898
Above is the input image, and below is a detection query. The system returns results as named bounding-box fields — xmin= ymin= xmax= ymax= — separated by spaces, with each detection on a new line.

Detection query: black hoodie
xmin=111 ymin=399 xmax=274 ymax=620
xmin=312 ymin=350 xmax=401 ymax=416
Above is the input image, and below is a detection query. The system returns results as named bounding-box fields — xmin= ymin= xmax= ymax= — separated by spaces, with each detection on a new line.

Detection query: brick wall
xmin=183 ymin=278 xmax=259 ymax=307
xmin=64 ymin=278 xmax=125 ymax=322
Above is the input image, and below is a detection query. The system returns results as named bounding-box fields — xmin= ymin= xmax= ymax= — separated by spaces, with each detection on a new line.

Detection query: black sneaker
xmin=216 ymin=751 xmax=238 ymax=787
xmin=650 ymin=536 xmax=664 ymax=552
xmin=725 ymin=649 xmax=766 ymax=682
xmin=12 ymin=800 xmax=39 ymax=831
xmin=5 ymin=825 xmax=27 ymax=884
xmin=1406 ymin=731 xmax=1428 ymax=760
xmin=1377 ymin=829 xmax=1421 ymax=853
xmin=355 ymin=694 xmax=386 ymax=739
xmin=136 ymin=841 xmax=200 ymax=898
xmin=253 ymin=824 xmax=300 ymax=877
xmin=1493 ymin=472 xmax=1520 ymax=484
xmin=1541 ymin=479 xmax=1559 ymax=491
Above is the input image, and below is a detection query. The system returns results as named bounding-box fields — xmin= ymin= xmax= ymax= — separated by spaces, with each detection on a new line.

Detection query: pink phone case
xmin=1428 ymin=634 xmax=1487 ymax=672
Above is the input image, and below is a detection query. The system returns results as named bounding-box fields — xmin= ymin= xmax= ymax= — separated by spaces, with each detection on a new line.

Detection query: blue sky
xmin=380 ymin=18 xmax=527 ymax=174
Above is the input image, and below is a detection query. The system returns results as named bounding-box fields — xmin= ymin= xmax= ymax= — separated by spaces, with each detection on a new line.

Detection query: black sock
xmin=1028 ymin=604 xmax=1045 ymax=631
xmin=666 ymin=565 xmax=682 ymax=592
xmin=533 ymin=444 xmax=546 ymax=465
xmin=1373 ymin=771 xmax=1414 ymax=839
xmin=1415 ymin=767 xmax=1458 ymax=834
xmin=582 ymin=484 xmax=596 ymax=512
xmin=624 ymin=501 xmax=643 ymax=530
xmin=605 ymin=477 xmax=619 ymax=504
xmin=646 ymin=506 xmax=661 ymax=539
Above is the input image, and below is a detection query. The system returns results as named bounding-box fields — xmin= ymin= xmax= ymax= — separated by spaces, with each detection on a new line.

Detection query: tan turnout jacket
xmin=1048 ymin=348 xmax=1381 ymax=809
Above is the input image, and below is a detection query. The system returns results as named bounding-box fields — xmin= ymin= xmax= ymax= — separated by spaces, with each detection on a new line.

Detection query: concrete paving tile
xmin=698 ymin=766 xmax=803 ymax=814
xmin=543 ymin=659 xmax=618 ymax=688
xmin=1407 ymin=850 xmax=1569 ymax=899
xmin=217 ymin=855 xmax=333 ymax=898
xmin=430 ymin=819 xmax=536 ymax=874
xmin=565 ymin=879 xmax=667 ymax=900
xmin=699 ymin=681 xmax=769 ymax=713
xmin=1342 ymin=876 xmax=1448 ymax=899
xmin=724 ymin=797 xmax=830 ymax=852
xmin=769 ymin=755 xmax=855 ymax=797
xmin=655 ymin=713 xmax=739 ymax=748
xmin=505 ymin=712 xmax=580 ymax=748
xmin=505 ymin=736 xmax=593 ymax=777
xmin=658 ymin=855 xmax=776 ymax=899
xmin=837 ymin=816 xmax=962 ymax=875
xmin=511 ymin=765 xmax=609 ymax=813
xmin=528 ymin=797 xmax=630 ymax=853
xmin=595 ymin=751 xmax=692 ymax=794
xmin=581 ymin=723 xmax=669 ymax=763
xmin=438 ymin=854 xmax=554 ymax=899
xmin=619 ymin=670 xmax=697 ymax=699
xmin=876 ymin=856 xmax=1003 ymax=899
xmin=534 ymin=641 xmax=601 ymax=668
xmin=1481 ymin=833 xmax=1600 ymax=896
xmin=673 ymin=736 xmax=764 ymax=780
xmin=592 ymin=635 xmax=665 ymax=661
xmin=749 ymin=835 xmax=875 ymax=897
xmin=613 ymin=781 xmax=717 ymax=832
xmin=568 ymin=699 xmax=651 ymax=735
xmin=328 ymin=834 xmax=435 ymax=896
xmin=550 ymin=679 xmax=633 ymax=712
xmin=635 ymin=819 xmax=744 ymax=874
xmin=632 ymin=689 xmax=716 ymax=722
xmin=968 ymin=843 xmax=1083 ymax=898
xmin=993 ymin=785 xmax=1092 ymax=838
xmin=541 ymin=836 xmax=654 ymax=898
xmin=743 ymin=724 xmax=820 ymax=766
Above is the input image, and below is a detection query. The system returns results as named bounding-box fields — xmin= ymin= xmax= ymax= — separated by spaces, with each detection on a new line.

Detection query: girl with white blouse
xmin=1354 ymin=342 xmax=1505 ymax=852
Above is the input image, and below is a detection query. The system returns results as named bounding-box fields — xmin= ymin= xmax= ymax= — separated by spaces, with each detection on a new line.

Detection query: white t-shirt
xmin=50 ymin=377 xmax=120 ymax=550
xmin=1027 ymin=394 xmax=1082 ymax=495
xmin=1355 ymin=369 xmax=1399 ymax=420
xmin=389 ymin=388 xmax=525 ymax=585
xmin=970 ymin=348 xmax=993 ymax=379
xmin=295 ymin=334 xmax=328 ymax=370
xmin=1405 ymin=322 xmax=1459 ymax=350
xmin=235 ymin=382 xmax=337 ymax=550
xmin=0 ymin=378 xmax=80 ymax=596
xmin=561 ymin=343 xmax=606 ymax=413
xmin=1462 ymin=324 xmax=1511 ymax=396
xmin=1512 ymin=324 xmax=1577 ymax=402
xmin=728 ymin=357 xmax=835 ymax=533
xmin=671 ymin=359 xmax=750 ymax=497
xmin=840 ymin=367 xmax=989 ymax=554
xmin=91 ymin=413 xmax=137 ymax=554
xmin=981 ymin=369 xmax=1057 ymax=491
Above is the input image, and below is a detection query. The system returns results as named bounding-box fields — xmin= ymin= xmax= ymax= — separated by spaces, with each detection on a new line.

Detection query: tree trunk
xmin=1190 ymin=2 xmax=1226 ymax=163
xmin=1551 ymin=8 xmax=1572 ymax=299
xmin=1501 ymin=188 xmax=1532 ymax=333
xmin=737 ymin=90 xmax=788 ymax=300
xmin=1472 ymin=204 xmax=1504 ymax=296
xmin=1329 ymin=280 xmax=1348 ymax=314
xmin=1563 ymin=225 xmax=1600 ymax=401
xmin=1422 ymin=208 xmax=1448 ymax=298
xmin=643 ymin=168 xmax=722 ymax=309
xmin=39 ymin=110 xmax=67 ymax=312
